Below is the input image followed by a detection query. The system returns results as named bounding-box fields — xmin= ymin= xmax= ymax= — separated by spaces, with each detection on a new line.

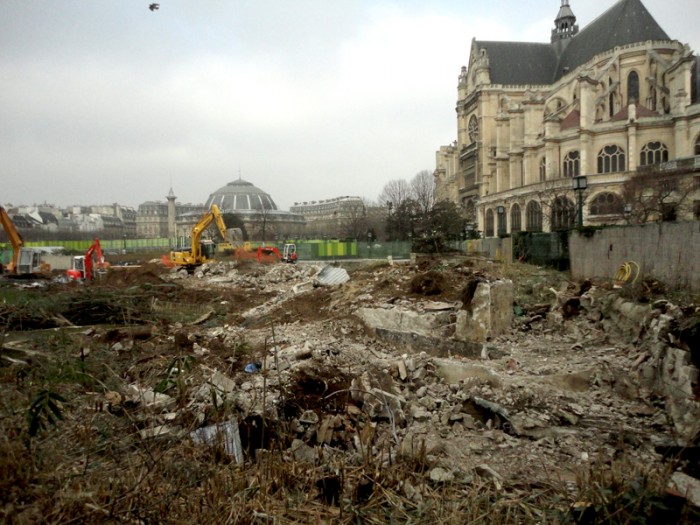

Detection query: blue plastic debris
xmin=244 ymin=362 xmax=261 ymax=373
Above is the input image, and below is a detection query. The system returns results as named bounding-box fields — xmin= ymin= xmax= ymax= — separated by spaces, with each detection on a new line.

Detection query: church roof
xmin=611 ymin=103 xmax=661 ymax=121
xmin=473 ymin=0 xmax=672 ymax=85
xmin=473 ymin=41 xmax=558 ymax=85
xmin=555 ymin=0 xmax=670 ymax=81
xmin=560 ymin=109 xmax=581 ymax=130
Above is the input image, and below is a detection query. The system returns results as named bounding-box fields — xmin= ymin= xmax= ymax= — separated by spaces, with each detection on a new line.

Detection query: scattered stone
xmin=429 ymin=467 xmax=454 ymax=483
xmin=140 ymin=425 xmax=178 ymax=440
xmin=668 ymin=472 xmax=700 ymax=507
xmin=290 ymin=439 xmax=316 ymax=464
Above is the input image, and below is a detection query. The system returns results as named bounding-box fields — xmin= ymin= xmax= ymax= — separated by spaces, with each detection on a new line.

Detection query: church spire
xmin=551 ymin=1 xmax=578 ymax=51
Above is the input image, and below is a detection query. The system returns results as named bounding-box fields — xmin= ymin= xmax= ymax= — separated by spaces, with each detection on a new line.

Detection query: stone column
xmin=166 ymin=188 xmax=177 ymax=239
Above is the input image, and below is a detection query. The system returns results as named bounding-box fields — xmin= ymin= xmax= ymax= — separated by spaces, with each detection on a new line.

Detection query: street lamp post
xmin=572 ymin=175 xmax=588 ymax=227
xmin=496 ymin=205 xmax=505 ymax=236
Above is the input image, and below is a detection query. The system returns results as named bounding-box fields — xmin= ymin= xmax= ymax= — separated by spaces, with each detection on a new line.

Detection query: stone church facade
xmin=434 ymin=0 xmax=700 ymax=237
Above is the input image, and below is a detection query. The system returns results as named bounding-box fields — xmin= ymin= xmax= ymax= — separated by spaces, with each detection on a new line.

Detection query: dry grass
xmin=2 ymin=338 xmax=697 ymax=525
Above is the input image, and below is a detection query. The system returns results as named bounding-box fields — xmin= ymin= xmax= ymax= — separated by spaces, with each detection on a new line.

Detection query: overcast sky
xmin=2 ymin=1 xmax=699 ymax=211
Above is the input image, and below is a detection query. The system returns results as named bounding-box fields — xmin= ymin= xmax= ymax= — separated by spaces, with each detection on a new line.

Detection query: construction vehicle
xmin=282 ymin=243 xmax=297 ymax=263
xmin=0 ymin=205 xmax=51 ymax=277
xmin=168 ymin=205 xmax=240 ymax=271
xmin=256 ymin=245 xmax=282 ymax=263
xmin=66 ymin=238 xmax=108 ymax=280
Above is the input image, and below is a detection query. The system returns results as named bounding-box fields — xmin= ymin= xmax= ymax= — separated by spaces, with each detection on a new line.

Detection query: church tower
xmin=551 ymin=0 xmax=578 ymax=54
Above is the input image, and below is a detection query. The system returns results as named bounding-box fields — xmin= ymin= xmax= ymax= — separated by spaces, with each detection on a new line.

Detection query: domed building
xmin=175 ymin=178 xmax=305 ymax=242
xmin=205 ymin=178 xmax=278 ymax=214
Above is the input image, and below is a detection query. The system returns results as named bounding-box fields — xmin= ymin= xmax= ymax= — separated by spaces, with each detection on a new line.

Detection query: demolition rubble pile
xmin=2 ymin=255 xmax=699 ymax=520
xmin=116 ymin=258 xmax=698 ymax=498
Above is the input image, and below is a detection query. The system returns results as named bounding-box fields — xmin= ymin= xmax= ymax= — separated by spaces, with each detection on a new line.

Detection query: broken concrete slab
xmin=357 ymin=307 xmax=480 ymax=358
xmin=455 ymin=279 xmax=513 ymax=343
xmin=432 ymin=359 xmax=501 ymax=387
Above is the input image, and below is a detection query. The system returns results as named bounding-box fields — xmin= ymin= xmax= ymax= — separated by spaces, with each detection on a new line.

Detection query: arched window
xmin=563 ymin=151 xmax=580 ymax=178
xmin=539 ymin=158 xmax=546 ymax=182
xmin=551 ymin=196 xmax=576 ymax=230
xmin=589 ymin=192 xmax=624 ymax=216
xmin=597 ymin=145 xmax=626 ymax=173
xmin=463 ymin=198 xmax=476 ymax=223
xmin=510 ymin=203 xmax=522 ymax=232
xmin=627 ymin=71 xmax=640 ymax=104
xmin=485 ymin=209 xmax=494 ymax=237
xmin=468 ymin=115 xmax=479 ymax=144
xmin=526 ymin=201 xmax=543 ymax=232
xmin=640 ymin=142 xmax=669 ymax=166
xmin=695 ymin=134 xmax=700 ymax=156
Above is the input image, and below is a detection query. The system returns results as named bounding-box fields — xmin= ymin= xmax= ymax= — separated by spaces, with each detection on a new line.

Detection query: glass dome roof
xmin=204 ymin=179 xmax=278 ymax=212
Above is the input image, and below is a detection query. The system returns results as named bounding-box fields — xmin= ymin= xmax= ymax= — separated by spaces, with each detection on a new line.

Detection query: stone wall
xmin=570 ymin=221 xmax=700 ymax=291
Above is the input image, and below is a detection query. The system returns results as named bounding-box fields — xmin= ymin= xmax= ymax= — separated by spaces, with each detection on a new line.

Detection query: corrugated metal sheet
xmin=315 ymin=265 xmax=350 ymax=286
xmin=190 ymin=419 xmax=243 ymax=464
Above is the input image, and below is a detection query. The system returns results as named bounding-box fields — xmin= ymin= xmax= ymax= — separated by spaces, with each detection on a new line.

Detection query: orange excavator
xmin=0 ymin=205 xmax=51 ymax=277
xmin=66 ymin=238 xmax=108 ymax=280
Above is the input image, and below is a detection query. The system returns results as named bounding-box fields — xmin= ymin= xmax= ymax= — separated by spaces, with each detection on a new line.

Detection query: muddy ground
xmin=1 ymin=255 xmax=699 ymax=524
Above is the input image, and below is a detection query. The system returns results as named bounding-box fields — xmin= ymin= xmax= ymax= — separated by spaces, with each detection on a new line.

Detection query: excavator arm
xmin=211 ymin=205 xmax=228 ymax=244
xmin=189 ymin=208 xmax=217 ymax=262
xmin=0 ymin=205 xmax=25 ymax=273
xmin=84 ymin=238 xmax=105 ymax=279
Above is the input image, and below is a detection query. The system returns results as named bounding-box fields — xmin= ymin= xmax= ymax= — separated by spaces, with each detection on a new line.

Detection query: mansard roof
xmin=472 ymin=0 xmax=673 ymax=86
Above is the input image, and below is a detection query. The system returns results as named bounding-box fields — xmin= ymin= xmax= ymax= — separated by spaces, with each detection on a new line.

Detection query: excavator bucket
xmin=161 ymin=254 xmax=176 ymax=268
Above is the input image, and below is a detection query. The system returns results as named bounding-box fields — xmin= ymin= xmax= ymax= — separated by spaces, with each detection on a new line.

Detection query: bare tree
xmin=378 ymin=179 xmax=411 ymax=210
xmin=410 ymin=170 xmax=436 ymax=217
xmin=620 ymin=168 xmax=696 ymax=223
xmin=532 ymin=181 xmax=578 ymax=231
xmin=338 ymin=201 xmax=368 ymax=239
xmin=251 ymin=206 xmax=278 ymax=242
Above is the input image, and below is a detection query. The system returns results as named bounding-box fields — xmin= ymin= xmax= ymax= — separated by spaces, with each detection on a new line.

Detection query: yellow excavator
xmin=0 ymin=205 xmax=51 ymax=277
xmin=168 ymin=205 xmax=241 ymax=271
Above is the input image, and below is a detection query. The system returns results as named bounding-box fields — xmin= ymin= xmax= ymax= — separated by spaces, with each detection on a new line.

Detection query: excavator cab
xmin=200 ymin=240 xmax=217 ymax=260
xmin=283 ymin=243 xmax=297 ymax=263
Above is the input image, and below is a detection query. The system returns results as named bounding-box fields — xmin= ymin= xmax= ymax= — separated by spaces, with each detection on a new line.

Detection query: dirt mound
xmin=409 ymin=271 xmax=447 ymax=296
xmin=103 ymin=262 xmax=169 ymax=287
